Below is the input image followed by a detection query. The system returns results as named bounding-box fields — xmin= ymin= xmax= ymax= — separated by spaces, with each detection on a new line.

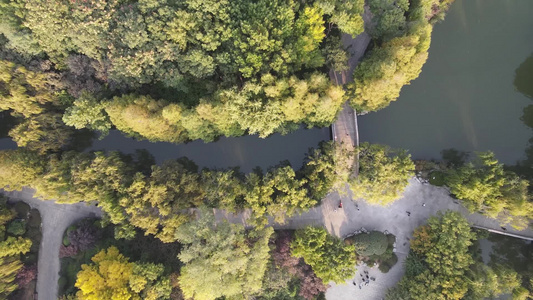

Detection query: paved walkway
xmin=1 ymin=188 xmax=102 ymax=300
xmin=330 ymin=6 xmax=372 ymax=177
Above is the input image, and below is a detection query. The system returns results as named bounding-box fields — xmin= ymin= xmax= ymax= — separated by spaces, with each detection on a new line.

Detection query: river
xmin=86 ymin=128 xmax=330 ymax=172
xmin=359 ymin=0 xmax=533 ymax=165
xmin=0 ymin=113 xmax=330 ymax=172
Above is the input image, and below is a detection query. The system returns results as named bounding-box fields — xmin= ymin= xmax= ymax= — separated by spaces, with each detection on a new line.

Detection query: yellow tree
xmin=75 ymin=247 xmax=135 ymax=300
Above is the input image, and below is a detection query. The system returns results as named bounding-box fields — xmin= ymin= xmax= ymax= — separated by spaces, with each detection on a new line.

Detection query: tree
xmin=245 ymin=166 xmax=315 ymax=226
xmin=350 ymin=143 xmax=414 ymax=205
xmin=323 ymin=36 xmax=349 ymax=73
xmin=349 ymin=24 xmax=432 ymax=112
xmin=176 ymin=210 xmax=273 ymax=300
xmin=317 ymin=0 xmax=365 ymax=37
xmin=0 ymin=150 xmax=44 ymax=191
xmin=9 ymin=112 xmax=73 ymax=154
xmin=387 ymin=211 xmax=476 ymax=300
xmin=0 ymin=60 xmax=58 ymax=118
xmin=123 ymin=160 xmax=204 ymax=242
xmin=445 ymin=152 xmax=533 ymax=229
xmin=269 ymin=231 xmax=327 ymax=300
xmin=467 ymin=264 xmax=522 ymax=300
xmin=367 ymin=0 xmax=409 ymax=41
xmin=63 ymin=92 xmax=112 ymax=135
xmin=67 ymin=220 xmax=99 ymax=253
xmin=15 ymin=264 xmax=37 ymax=287
xmin=105 ymin=94 xmax=187 ymax=143
xmin=201 ymin=169 xmax=246 ymax=211
xmin=303 ymin=142 xmax=355 ymax=199
xmin=0 ymin=200 xmax=32 ymax=299
xmin=291 ymin=226 xmax=356 ymax=284
xmin=75 ymin=246 xmax=171 ymax=300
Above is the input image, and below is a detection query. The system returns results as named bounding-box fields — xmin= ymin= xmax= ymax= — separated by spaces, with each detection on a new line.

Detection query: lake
xmin=359 ymin=0 xmax=533 ymax=165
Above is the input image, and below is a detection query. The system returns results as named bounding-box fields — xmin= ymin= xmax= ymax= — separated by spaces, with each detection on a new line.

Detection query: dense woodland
xmin=0 ymin=198 xmax=40 ymax=299
xmin=0 ymin=0 xmax=455 ymax=148
xmin=1 ymin=0 xmax=532 ymax=299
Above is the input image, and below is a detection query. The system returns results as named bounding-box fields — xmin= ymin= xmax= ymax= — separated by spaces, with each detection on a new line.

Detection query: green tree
xmin=350 ymin=143 xmax=414 ymax=205
xmin=201 ymin=169 xmax=246 ymax=211
xmin=63 ymin=92 xmax=112 ymax=135
xmin=302 ymin=142 xmax=355 ymax=200
xmin=387 ymin=211 xmax=476 ymax=300
xmin=367 ymin=0 xmax=409 ymax=41
xmin=291 ymin=226 xmax=356 ymax=284
xmin=466 ymin=264 xmax=522 ymax=300
xmin=445 ymin=152 xmax=533 ymax=229
xmin=105 ymin=94 xmax=188 ymax=143
xmin=349 ymin=25 xmax=432 ymax=112
xmin=9 ymin=113 xmax=73 ymax=154
xmin=122 ymin=160 xmax=204 ymax=242
xmin=0 ymin=149 xmax=44 ymax=191
xmin=317 ymin=0 xmax=365 ymax=37
xmin=176 ymin=210 xmax=273 ymax=300
xmin=0 ymin=60 xmax=58 ymax=117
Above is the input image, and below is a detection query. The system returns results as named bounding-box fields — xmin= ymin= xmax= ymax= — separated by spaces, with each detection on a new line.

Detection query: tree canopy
xmin=75 ymin=246 xmax=171 ymax=300
xmin=0 ymin=0 xmax=366 ymax=144
xmin=350 ymin=143 xmax=414 ymax=205
xmin=387 ymin=211 xmax=525 ymax=300
xmin=176 ymin=210 xmax=273 ymax=300
xmin=291 ymin=226 xmax=356 ymax=284
xmin=445 ymin=151 xmax=533 ymax=230
xmin=349 ymin=0 xmax=455 ymax=112
xmin=0 ymin=141 xmax=356 ymax=242
xmin=0 ymin=200 xmax=33 ymax=298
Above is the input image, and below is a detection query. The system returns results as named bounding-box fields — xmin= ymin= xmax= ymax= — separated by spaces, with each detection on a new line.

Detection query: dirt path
xmin=2 ymin=188 xmax=102 ymax=300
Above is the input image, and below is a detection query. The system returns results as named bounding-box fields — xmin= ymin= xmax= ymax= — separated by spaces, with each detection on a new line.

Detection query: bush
xmin=13 ymin=202 xmax=30 ymax=218
xmin=378 ymin=253 xmax=398 ymax=273
xmin=351 ymin=231 xmax=388 ymax=257
xmin=62 ymin=235 xmax=70 ymax=246
xmin=16 ymin=264 xmax=37 ymax=286
xmin=7 ymin=219 xmax=26 ymax=236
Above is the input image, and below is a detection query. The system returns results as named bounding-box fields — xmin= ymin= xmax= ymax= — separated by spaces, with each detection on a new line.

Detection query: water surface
xmin=359 ymin=0 xmax=533 ymax=164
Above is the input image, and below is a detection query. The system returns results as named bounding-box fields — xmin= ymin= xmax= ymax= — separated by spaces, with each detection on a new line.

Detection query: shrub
xmin=13 ymin=202 xmax=30 ymax=218
xmin=378 ymin=253 xmax=398 ymax=273
xmin=351 ymin=231 xmax=388 ymax=257
xmin=16 ymin=264 xmax=37 ymax=286
xmin=7 ymin=219 xmax=26 ymax=236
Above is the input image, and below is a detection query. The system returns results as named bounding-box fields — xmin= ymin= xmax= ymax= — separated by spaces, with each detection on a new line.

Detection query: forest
xmin=3 ymin=0 xmax=532 ymax=299
xmin=0 ymin=0 xmax=454 ymax=147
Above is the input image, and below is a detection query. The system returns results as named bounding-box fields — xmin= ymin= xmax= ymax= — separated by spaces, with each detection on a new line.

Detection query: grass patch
xmin=429 ymin=171 xmax=446 ymax=186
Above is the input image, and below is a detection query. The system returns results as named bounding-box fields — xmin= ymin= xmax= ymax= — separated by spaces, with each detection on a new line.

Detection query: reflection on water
xmin=85 ymin=128 xmax=330 ymax=173
xmin=514 ymin=53 xmax=533 ymax=182
xmin=359 ymin=0 xmax=533 ymax=164
xmin=514 ymin=53 xmax=533 ymax=99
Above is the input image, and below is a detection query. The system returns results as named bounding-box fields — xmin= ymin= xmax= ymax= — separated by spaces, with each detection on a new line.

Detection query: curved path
xmin=2 ymin=188 xmax=102 ymax=300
